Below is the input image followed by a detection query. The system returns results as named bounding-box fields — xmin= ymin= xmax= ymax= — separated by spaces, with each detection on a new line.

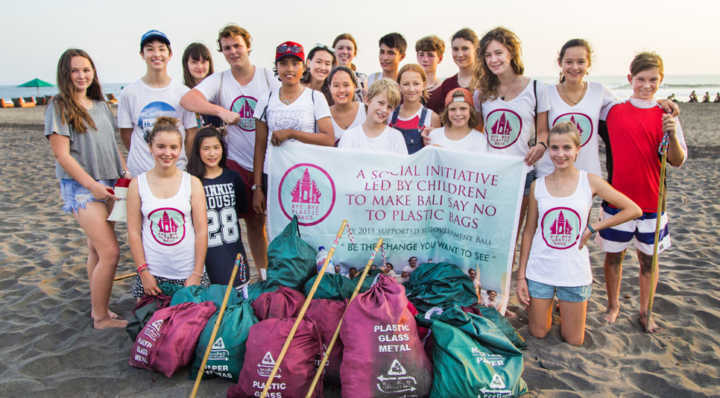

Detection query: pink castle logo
xmin=553 ymin=113 xmax=593 ymax=146
xmin=278 ymin=163 xmax=336 ymax=226
xmin=157 ymin=211 xmax=178 ymax=233
xmin=541 ymin=207 xmax=581 ymax=250
xmin=491 ymin=113 xmax=512 ymax=136
xmin=569 ymin=115 xmax=583 ymax=135
xmin=549 ymin=211 xmax=572 ymax=235
xmin=148 ymin=207 xmax=186 ymax=246
xmin=230 ymin=95 xmax=258 ymax=132
xmin=291 ymin=168 xmax=321 ymax=204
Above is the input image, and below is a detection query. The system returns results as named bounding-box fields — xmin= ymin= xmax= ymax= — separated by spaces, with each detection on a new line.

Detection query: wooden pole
xmin=647 ymin=133 xmax=670 ymax=326
xmin=114 ymin=272 xmax=137 ymax=281
xmin=189 ymin=253 xmax=242 ymax=398
xmin=260 ymin=220 xmax=348 ymax=398
xmin=305 ymin=238 xmax=384 ymax=398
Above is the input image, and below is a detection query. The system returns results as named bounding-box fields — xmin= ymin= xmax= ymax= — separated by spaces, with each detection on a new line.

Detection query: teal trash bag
xmin=463 ymin=304 xmax=527 ymax=350
xmin=158 ymin=282 xmax=184 ymax=297
xmin=170 ymin=284 xmax=243 ymax=308
xmin=190 ymin=301 xmax=258 ymax=381
xmin=403 ymin=262 xmax=477 ymax=313
xmin=426 ymin=306 xmax=528 ymax=397
xmin=304 ymin=273 xmax=355 ymax=300
xmin=266 ymin=216 xmax=317 ymax=290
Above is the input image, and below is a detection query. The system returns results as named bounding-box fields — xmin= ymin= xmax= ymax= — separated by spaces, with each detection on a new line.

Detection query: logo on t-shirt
xmin=148 ymin=207 xmax=186 ymax=246
xmin=541 ymin=207 xmax=581 ymax=249
xmin=278 ymin=164 xmax=336 ymax=226
xmin=553 ymin=113 xmax=593 ymax=147
xmin=485 ymin=109 xmax=522 ymax=149
xmin=137 ymin=101 xmax=178 ymax=142
xmin=230 ymin=95 xmax=257 ymax=132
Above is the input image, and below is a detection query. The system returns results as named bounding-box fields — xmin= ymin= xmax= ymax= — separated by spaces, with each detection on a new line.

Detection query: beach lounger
xmin=13 ymin=97 xmax=36 ymax=108
xmin=0 ymin=98 xmax=13 ymax=108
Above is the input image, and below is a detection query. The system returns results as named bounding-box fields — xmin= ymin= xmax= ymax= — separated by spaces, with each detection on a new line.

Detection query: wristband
xmin=539 ymin=141 xmax=547 ymax=150
xmin=251 ymin=184 xmax=262 ymax=191
xmin=587 ymin=224 xmax=597 ymax=235
xmin=137 ymin=263 xmax=148 ymax=274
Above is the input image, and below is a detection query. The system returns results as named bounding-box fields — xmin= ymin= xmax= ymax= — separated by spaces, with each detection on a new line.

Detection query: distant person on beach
xmin=715 ymin=92 xmax=720 ymax=103
xmin=180 ymin=24 xmax=279 ymax=280
xmin=252 ymin=41 xmax=334 ymax=219
xmin=118 ymin=30 xmax=197 ymax=177
xmin=366 ymin=33 xmax=406 ymax=87
xmin=390 ymin=64 xmax=440 ymax=154
xmin=301 ymin=44 xmax=336 ymax=105
xmin=426 ymin=87 xmax=486 ymax=152
xmin=516 ymin=121 xmax=641 ymax=345
xmin=126 ymin=117 xmax=209 ymax=298
xmin=338 ymin=78 xmax=408 ymax=154
xmin=181 ymin=42 xmax=223 ymax=129
xmin=702 ymin=91 xmax=710 ymax=103
xmin=329 ymin=66 xmax=366 ymax=144
xmin=187 ymin=127 xmax=249 ymax=286
xmin=332 ymin=33 xmax=367 ymax=101
xmin=428 ymin=28 xmax=478 ymax=114
xmin=688 ymin=90 xmax=698 ymax=103
xmin=415 ymin=35 xmax=445 ymax=112
xmin=45 ymin=48 xmax=129 ymax=329
xmin=599 ymin=52 xmax=687 ymax=333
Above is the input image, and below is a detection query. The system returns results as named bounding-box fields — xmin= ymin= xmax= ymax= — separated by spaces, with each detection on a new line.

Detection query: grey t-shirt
xmin=44 ymin=100 xmax=123 ymax=180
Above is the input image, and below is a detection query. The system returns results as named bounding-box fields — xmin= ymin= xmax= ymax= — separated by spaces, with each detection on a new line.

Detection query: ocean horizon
xmin=1 ymin=75 xmax=718 ymax=103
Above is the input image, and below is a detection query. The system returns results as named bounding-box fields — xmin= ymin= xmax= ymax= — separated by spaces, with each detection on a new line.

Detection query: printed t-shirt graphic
xmin=485 ymin=108 xmax=522 ymax=149
xmin=137 ymin=101 xmax=178 ymax=142
xmin=148 ymin=207 xmax=187 ymax=246
xmin=553 ymin=113 xmax=593 ymax=146
xmin=540 ymin=207 xmax=581 ymax=249
xmin=230 ymin=95 xmax=257 ymax=132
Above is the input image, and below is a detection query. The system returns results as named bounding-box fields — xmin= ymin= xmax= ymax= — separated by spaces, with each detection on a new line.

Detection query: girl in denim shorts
xmin=45 ymin=49 xmax=130 ymax=329
xmin=515 ymin=122 xmax=640 ymax=345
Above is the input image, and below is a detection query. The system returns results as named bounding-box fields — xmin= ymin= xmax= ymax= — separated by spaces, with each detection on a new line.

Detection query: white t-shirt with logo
xmin=253 ymin=87 xmax=332 ymax=173
xmin=535 ymin=82 xmax=616 ymax=177
xmin=118 ymin=79 xmax=197 ymax=176
xmin=476 ymin=79 xmax=550 ymax=166
xmin=338 ymin=125 xmax=409 ymax=155
xmin=428 ymin=127 xmax=487 ymax=153
xmin=331 ymin=104 xmax=366 ymax=143
xmin=195 ymin=67 xmax=279 ymax=171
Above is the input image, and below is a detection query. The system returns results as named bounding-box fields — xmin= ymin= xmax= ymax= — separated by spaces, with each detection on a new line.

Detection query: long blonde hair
xmin=53 ymin=49 xmax=104 ymax=133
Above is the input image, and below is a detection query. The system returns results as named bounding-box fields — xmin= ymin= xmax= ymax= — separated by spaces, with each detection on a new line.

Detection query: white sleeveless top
xmin=526 ymin=170 xmax=593 ymax=286
xmin=331 ymin=104 xmax=366 ymax=144
xmin=138 ymin=171 xmax=196 ymax=279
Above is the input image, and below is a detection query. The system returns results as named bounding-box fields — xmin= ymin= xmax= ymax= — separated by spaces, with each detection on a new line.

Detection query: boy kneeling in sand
xmin=600 ymin=52 xmax=688 ymax=333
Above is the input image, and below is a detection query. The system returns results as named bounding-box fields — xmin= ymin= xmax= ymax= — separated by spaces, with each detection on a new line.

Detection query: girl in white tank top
xmin=516 ymin=121 xmax=641 ymax=346
xmin=127 ymin=117 xmax=208 ymax=298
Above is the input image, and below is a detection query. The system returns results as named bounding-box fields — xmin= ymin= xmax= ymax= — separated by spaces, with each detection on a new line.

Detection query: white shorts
xmin=599 ymin=203 xmax=671 ymax=255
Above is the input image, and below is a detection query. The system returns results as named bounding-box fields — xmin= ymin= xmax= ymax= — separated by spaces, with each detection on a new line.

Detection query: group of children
xmin=45 ymin=25 xmax=687 ymax=347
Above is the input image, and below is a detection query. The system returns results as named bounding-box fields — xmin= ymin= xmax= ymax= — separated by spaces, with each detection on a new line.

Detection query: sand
xmin=0 ymin=103 xmax=718 ymax=397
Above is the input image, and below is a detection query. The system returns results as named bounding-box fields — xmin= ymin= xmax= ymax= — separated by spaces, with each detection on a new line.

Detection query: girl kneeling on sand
xmin=46 ymin=48 xmax=129 ymax=329
xmin=516 ymin=121 xmax=641 ymax=345
xmin=127 ymin=117 xmax=208 ymax=298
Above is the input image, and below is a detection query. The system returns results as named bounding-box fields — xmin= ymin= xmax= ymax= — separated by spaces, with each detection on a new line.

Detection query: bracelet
xmin=136 ymin=263 xmax=148 ymax=274
xmin=587 ymin=224 xmax=597 ymax=235
xmin=538 ymin=141 xmax=547 ymax=150
xmin=191 ymin=271 xmax=203 ymax=277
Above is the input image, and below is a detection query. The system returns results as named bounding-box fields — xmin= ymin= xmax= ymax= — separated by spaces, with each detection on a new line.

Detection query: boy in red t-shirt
xmin=599 ymin=52 xmax=687 ymax=333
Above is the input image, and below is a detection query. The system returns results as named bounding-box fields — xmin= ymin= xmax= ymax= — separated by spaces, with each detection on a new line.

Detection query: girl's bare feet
xmin=93 ymin=317 xmax=128 ymax=329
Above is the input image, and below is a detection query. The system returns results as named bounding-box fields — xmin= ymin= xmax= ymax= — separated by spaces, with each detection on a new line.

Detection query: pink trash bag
xmin=251 ymin=286 xmax=305 ymax=320
xmin=340 ymin=274 xmax=432 ymax=397
xmin=305 ymin=299 xmax=346 ymax=385
xmin=129 ymin=301 xmax=216 ymax=377
xmin=228 ymin=317 xmax=323 ymax=398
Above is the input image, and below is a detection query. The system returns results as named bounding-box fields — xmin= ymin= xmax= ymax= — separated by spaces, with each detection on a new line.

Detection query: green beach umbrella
xmin=17 ymin=78 xmax=54 ymax=97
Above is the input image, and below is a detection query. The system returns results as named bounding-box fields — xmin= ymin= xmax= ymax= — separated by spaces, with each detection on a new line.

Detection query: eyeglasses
xmin=277 ymin=43 xmax=302 ymax=54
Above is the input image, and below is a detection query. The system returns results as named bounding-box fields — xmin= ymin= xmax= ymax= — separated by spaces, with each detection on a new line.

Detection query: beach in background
xmin=0 ymin=103 xmax=718 ymax=397
xmin=1 ymin=75 xmax=719 ymax=103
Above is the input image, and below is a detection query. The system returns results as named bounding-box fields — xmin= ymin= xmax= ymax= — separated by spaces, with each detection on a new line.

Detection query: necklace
xmin=558 ymin=81 xmax=587 ymax=106
xmin=279 ymin=86 xmax=303 ymax=105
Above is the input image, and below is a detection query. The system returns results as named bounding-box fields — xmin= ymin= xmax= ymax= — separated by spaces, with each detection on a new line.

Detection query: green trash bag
xmin=463 ymin=304 xmax=527 ymax=350
xmin=170 ymin=284 xmax=243 ymax=308
xmin=190 ymin=301 xmax=258 ymax=381
xmin=351 ymin=268 xmax=383 ymax=293
xmin=403 ymin=262 xmax=477 ymax=313
xmin=266 ymin=216 xmax=317 ymax=290
xmin=159 ymin=282 xmax=185 ymax=297
xmin=304 ymin=273 xmax=355 ymax=300
xmin=125 ymin=282 xmax=185 ymax=341
xmin=426 ymin=306 xmax=528 ymax=397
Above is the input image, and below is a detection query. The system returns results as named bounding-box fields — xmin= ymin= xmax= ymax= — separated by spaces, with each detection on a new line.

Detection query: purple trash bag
xmin=251 ymin=286 xmax=305 ymax=320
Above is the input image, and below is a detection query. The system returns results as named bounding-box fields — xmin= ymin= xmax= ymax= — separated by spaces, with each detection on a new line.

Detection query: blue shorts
xmin=599 ymin=202 xmax=671 ymax=256
xmin=527 ymin=279 xmax=591 ymax=302
xmin=524 ymin=170 xmax=537 ymax=196
xmin=59 ymin=178 xmax=115 ymax=214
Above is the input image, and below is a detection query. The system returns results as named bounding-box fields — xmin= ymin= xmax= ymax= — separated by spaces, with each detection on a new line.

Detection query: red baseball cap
xmin=444 ymin=87 xmax=474 ymax=107
xmin=276 ymin=41 xmax=304 ymax=62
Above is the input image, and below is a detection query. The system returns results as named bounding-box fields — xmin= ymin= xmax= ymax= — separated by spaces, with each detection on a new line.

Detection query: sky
xmin=0 ymin=0 xmax=718 ymax=85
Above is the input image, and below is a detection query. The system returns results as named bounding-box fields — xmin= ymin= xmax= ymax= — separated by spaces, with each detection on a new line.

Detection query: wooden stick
xmin=189 ymin=253 xmax=242 ymax=398
xmin=305 ymin=238 xmax=384 ymax=398
xmin=260 ymin=220 xmax=348 ymax=398
xmin=647 ymin=133 xmax=670 ymax=326
xmin=114 ymin=272 xmax=137 ymax=281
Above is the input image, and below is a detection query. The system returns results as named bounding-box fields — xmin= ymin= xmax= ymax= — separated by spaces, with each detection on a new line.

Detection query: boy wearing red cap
xmin=427 ymin=88 xmax=486 ymax=152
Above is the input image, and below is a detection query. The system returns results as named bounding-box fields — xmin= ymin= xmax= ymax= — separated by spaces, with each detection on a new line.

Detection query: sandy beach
xmin=0 ymin=103 xmax=718 ymax=397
